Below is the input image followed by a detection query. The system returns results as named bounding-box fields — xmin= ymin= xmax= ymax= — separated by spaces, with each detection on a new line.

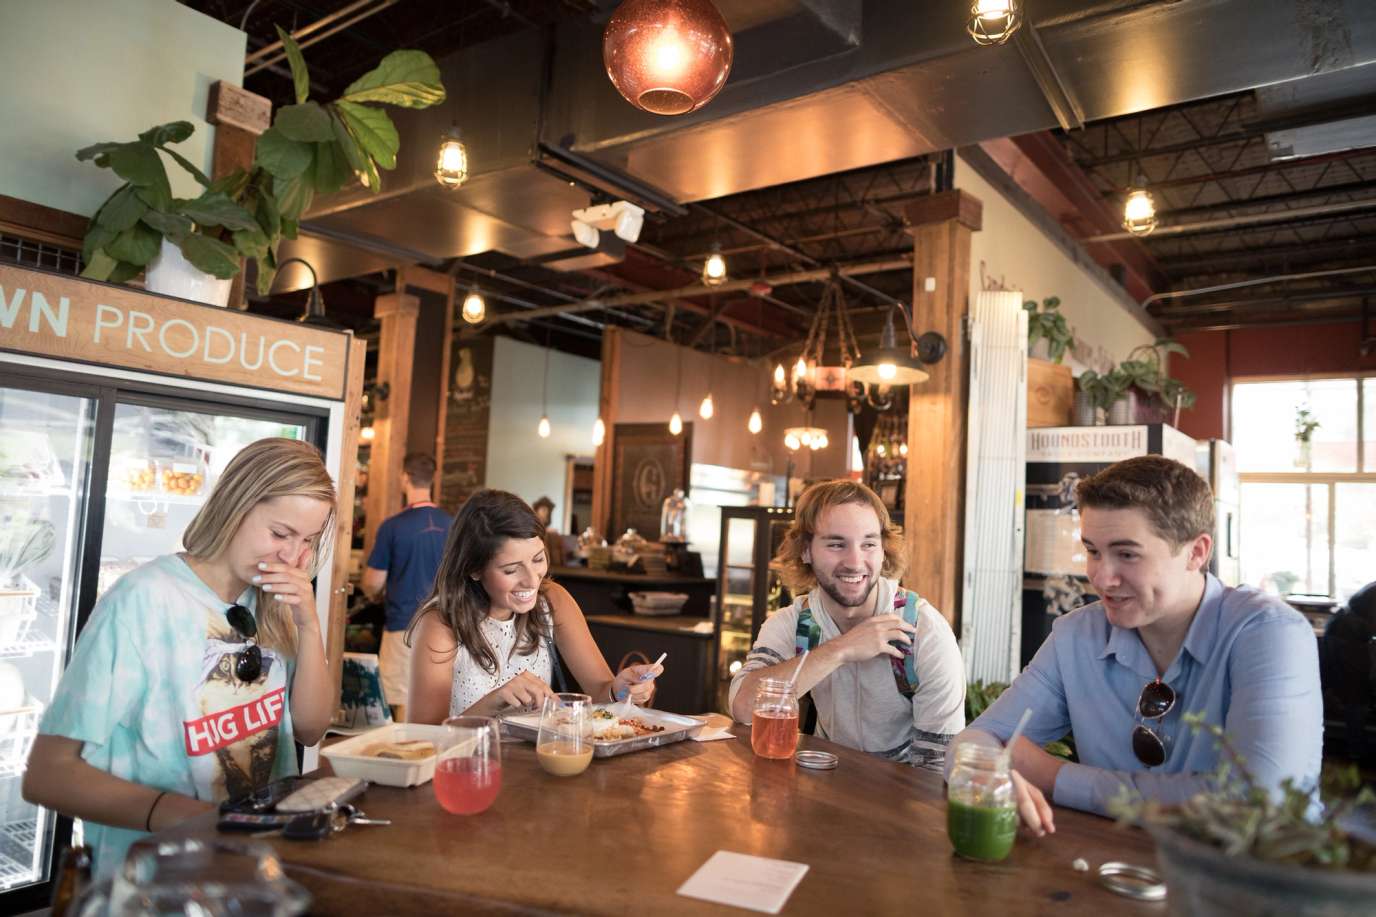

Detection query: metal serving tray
xmin=499 ymin=705 xmax=704 ymax=758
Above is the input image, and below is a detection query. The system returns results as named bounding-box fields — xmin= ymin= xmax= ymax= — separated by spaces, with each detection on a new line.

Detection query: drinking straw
xmin=784 ymin=648 xmax=809 ymax=695
xmin=1002 ymin=707 xmax=1033 ymax=768
xmin=620 ymin=652 xmax=668 ymax=715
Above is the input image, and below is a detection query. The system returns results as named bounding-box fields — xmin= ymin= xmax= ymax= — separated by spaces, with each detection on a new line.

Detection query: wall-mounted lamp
xmin=280 ymin=258 xmax=344 ymax=331
xmin=849 ymin=302 xmax=947 ymax=389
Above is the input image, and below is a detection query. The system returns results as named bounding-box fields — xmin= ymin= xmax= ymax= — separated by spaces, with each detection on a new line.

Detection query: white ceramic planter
xmin=144 ymin=238 xmax=233 ymax=307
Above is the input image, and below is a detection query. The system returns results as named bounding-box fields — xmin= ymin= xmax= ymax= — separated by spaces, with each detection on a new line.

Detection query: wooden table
xmin=176 ymin=729 xmax=1166 ymax=915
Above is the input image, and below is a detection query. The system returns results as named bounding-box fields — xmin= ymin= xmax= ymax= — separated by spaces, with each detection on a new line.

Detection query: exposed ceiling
xmin=178 ymin=0 xmax=1376 ymax=355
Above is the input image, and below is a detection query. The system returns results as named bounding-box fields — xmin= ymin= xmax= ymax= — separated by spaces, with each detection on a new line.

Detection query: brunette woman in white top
xmin=406 ymin=490 xmax=663 ymax=721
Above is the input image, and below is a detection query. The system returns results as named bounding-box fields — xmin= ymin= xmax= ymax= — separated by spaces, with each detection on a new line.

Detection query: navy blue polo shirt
xmin=366 ymin=503 xmax=453 ymax=631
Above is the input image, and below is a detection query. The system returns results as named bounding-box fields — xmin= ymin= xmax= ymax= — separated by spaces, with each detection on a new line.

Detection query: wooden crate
xmin=1027 ymin=358 xmax=1073 ymax=427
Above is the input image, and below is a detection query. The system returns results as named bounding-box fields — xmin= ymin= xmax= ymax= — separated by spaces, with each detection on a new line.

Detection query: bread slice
xmin=365 ymin=739 xmax=436 ymax=761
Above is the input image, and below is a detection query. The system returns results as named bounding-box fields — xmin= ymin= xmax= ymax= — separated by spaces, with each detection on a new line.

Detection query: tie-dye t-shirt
xmin=40 ymin=554 xmax=298 ymax=877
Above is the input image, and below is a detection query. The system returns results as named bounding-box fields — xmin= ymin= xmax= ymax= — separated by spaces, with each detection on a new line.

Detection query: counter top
xmin=586 ymin=612 xmax=715 ymax=638
xmin=552 ymin=565 xmax=714 ymax=587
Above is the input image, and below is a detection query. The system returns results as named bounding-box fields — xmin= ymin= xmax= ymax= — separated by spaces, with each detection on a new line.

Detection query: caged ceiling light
xmin=603 ymin=0 xmax=733 ymax=116
xmin=461 ymin=288 xmax=486 ymax=324
xmin=967 ymin=0 xmax=1022 ymax=46
xmin=702 ymin=244 xmax=727 ymax=286
xmin=434 ymin=125 xmax=469 ymax=189
xmin=1123 ymin=178 xmax=1158 ymax=236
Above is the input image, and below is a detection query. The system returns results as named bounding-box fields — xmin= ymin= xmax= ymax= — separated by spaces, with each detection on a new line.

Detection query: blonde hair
xmin=183 ymin=438 xmax=336 ymax=656
xmin=774 ymin=479 xmax=906 ymax=594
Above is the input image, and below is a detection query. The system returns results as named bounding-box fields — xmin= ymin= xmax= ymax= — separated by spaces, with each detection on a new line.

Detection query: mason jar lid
xmin=1097 ymin=862 xmax=1166 ymax=901
xmin=794 ymin=750 xmax=838 ymax=770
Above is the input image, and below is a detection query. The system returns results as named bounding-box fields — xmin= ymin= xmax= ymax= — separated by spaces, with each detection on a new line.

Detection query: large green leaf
xmin=177 ymin=233 xmax=241 ymax=279
xmin=158 ymin=145 xmax=211 ymax=188
xmin=335 ymin=101 xmax=398 ymax=170
xmin=75 ymin=140 xmax=130 ymax=163
xmin=138 ymin=121 xmax=195 ymax=147
xmin=82 ymin=223 xmax=117 ymax=265
xmin=105 ymin=143 xmax=171 ymax=195
xmin=275 ymin=102 xmax=335 ymax=143
xmin=80 ymin=249 xmax=118 ymax=282
xmin=140 ymin=210 xmax=194 ymax=241
xmin=232 ymin=226 xmax=270 ymax=259
xmin=134 ymin=183 xmax=173 ymax=213
xmin=207 ymin=168 xmax=250 ymax=199
xmin=329 ymin=112 xmax=368 ymax=173
xmin=95 ymin=185 xmax=148 ymax=232
xmin=273 ymin=172 xmax=315 ymax=222
xmin=255 ymin=189 xmax=281 ymax=241
xmin=276 ymin=25 xmax=310 ymax=106
xmin=105 ymin=223 xmax=161 ymax=266
xmin=312 ymin=140 xmax=351 ymax=195
xmin=339 ymin=50 xmax=445 ymax=108
xmin=108 ymin=260 xmax=144 ymax=284
xmin=177 ymin=192 xmax=260 ymax=231
xmin=255 ymin=127 xmax=313 ymax=180
xmin=254 ymin=259 xmax=277 ymax=297
xmin=281 ymin=217 xmax=300 ymax=240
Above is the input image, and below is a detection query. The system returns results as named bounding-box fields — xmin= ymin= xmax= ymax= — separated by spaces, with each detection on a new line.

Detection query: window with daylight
xmin=1233 ymin=376 xmax=1374 ymax=602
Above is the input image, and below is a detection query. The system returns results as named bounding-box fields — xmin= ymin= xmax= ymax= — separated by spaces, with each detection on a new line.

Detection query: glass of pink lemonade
xmin=434 ymin=716 xmax=502 ymax=814
xmin=536 ymin=693 xmax=593 ymax=777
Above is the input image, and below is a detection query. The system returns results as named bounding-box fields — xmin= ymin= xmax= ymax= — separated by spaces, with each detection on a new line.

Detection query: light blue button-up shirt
xmin=964 ymin=573 xmax=1322 ymax=816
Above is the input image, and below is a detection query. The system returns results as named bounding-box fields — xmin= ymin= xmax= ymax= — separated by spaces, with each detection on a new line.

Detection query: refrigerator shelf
xmin=0 ymin=820 xmax=38 ymax=890
xmin=105 ymin=490 xmax=207 ymax=507
xmin=0 ymin=484 xmax=73 ymax=500
xmin=0 ymin=594 xmax=59 ymax=660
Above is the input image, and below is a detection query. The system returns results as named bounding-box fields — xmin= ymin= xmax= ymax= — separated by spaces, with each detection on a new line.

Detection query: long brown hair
xmin=182 ymin=438 xmax=336 ymax=655
xmin=774 ymin=479 xmax=906 ymax=594
xmin=406 ymin=489 xmax=551 ymax=674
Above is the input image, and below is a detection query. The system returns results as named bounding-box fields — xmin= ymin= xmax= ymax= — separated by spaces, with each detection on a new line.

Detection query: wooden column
xmin=206 ymin=82 xmax=270 ymax=311
xmin=591 ymin=326 xmax=623 ymax=538
xmin=902 ymin=190 xmax=982 ymax=628
xmin=364 ymin=291 xmax=420 ymax=556
xmin=327 ymin=337 xmax=368 ymax=703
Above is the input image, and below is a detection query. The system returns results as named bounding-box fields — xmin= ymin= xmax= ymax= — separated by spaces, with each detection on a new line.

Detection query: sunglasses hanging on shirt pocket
xmin=226 ymin=604 xmax=262 ymax=683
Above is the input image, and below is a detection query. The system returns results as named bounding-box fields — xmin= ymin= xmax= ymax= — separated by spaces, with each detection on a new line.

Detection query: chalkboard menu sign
xmin=610 ymin=422 xmax=692 ymax=541
xmin=441 ymin=335 xmax=494 ymax=513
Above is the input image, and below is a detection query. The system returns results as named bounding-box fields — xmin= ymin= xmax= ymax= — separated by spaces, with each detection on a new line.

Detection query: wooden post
xmin=206 ymin=81 xmax=270 ymax=311
xmin=902 ymin=190 xmax=982 ymax=628
xmin=430 ymin=274 xmax=457 ymax=505
xmin=364 ymin=291 xmax=420 ymax=557
xmin=327 ymin=337 xmax=368 ymax=705
xmin=591 ymin=326 xmax=623 ymax=538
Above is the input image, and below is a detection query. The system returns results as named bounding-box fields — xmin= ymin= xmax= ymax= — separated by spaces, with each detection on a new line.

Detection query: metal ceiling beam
xmin=1159 ymin=181 xmax=1376 ymax=222
xmin=1085 ymin=197 xmax=1376 ymax=242
xmin=1012 ymin=21 xmax=1085 ymax=132
xmin=477 ymin=256 xmax=913 ymax=328
xmin=1097 ymin=147 xmax=1376 ymax=196
xmin=1159 ymin=237 xmax=1376 ymax=273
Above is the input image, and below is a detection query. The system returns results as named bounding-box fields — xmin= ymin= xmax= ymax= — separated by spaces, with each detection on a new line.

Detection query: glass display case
xmin=714 ymin=506 xmax=793 ymax=712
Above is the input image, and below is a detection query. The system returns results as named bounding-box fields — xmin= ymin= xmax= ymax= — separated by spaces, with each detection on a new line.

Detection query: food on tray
xmin=587 ymin=708 xmax=667 ymax=740
xmin=361 ymin=739 xmax=436 ymax=760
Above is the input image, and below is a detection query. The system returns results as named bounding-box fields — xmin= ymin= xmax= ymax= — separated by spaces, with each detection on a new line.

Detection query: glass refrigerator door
xmin=0 ymin=384 xmax=96 ymax=894
xmin=99 ymin=403 xmax=309 ymax=600
xmin=716 ymin=513 xmax=757 ymax=712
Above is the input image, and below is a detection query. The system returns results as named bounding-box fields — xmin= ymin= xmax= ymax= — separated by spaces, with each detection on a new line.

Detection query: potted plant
xmin=1115 ymin=339 xmax=1197 ymax=424
xmin=0 ymin=507 xmax=56 ymax=643
xmin=1114 ymin=715 xmax=1376 ymax=916
xmin=1075 ymin=367 xmax=1130 ymax=425
xmin=1295 ymin=406 xmax=1320 ymax=468
xmin=1025 ymin=296 xmax=1074 ymax=364
xmin=77 ymin=26 xmax=445 ymax=305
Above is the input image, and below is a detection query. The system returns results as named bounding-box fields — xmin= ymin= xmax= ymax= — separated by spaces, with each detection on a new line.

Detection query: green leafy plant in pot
xmin=1113 ymin=713 xmax=1376 ymax=916
xmin=1115 ymin=339 xmax=1196 ymax=424
xmin=77 ymin=26 xmax=445 ymax=301
xmin=1075 ymin=366 xmax=1130 ymax=424
xmin=1025 ymin=296 xmax=1074 ymax=364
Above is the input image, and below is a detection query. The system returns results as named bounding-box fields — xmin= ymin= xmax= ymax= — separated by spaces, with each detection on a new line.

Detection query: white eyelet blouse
xmin=448 ymin=600 xmax=553 ymax=715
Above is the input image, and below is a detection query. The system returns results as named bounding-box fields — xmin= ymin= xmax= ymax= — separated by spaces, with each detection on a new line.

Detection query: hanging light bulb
xmin=434 ymin=126 xmax=469 ymax=189
xmin=698 ymin=392 xmax=714 ymax=419
xmin=816 ymin=432 xmax=829 ymax=450
xmin=899 ymin=442 xmax=909 ymax=457
xmin=793 ymin=356 xmax=808 ymax=383
xmin=702 ymin=244 xmax=727 ymax=286
xmin=877 ymin=443 xmax=886 ymax=457
xmin=669 ymin=411 xmax=683 ymax=435
xmin=1123 ymin=180 xmax=1158 ymax=236
xmin=773 ymin=363 xmax=786 ymax=386
xmin=800 ymin=429 xmax=813 ymax=446
xmin=592 ymin=416 xmax=606 ymax=447
xmin=967 ymin=0 xmax=1021 ymax=45
xmin=603 ymin=0 xmax=733 ymax=116
xmin=784 ymin=432 xmax=801 ymax=451
xmin=461 ymin=288 xmax=486 ymax=324
xmin=537 ymin=415 xmax=551 ymax=438
xmin=747 ymin=408 xmax=763 ymax=434
xmin=360 ymin=425 xmax=375 ymax=442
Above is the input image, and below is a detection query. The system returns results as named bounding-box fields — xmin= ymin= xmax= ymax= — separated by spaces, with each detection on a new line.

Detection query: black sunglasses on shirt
xmin=225 ymin=604 xmax=263 ymax=683
xmin=1131 ymin=678 xmax=1175 ymax=767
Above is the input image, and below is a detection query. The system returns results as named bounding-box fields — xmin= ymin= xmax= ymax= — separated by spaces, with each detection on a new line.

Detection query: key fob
xmin=281 ymin=810 xmax=338 ymax=841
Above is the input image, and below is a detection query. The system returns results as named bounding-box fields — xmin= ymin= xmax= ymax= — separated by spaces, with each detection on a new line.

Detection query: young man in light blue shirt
xmin=948 ymin=455 xmax=1321 ymax=834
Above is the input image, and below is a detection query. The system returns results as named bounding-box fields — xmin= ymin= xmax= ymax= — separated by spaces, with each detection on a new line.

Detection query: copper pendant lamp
xmin=603 ymin=0 xmax=733 ymax=116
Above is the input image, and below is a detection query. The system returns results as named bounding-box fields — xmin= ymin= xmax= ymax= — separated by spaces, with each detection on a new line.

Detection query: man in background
xmin=362 ymin=454 xmax=452 ymax=721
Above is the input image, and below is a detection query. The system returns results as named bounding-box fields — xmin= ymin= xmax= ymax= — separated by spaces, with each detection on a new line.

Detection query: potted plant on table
xmin=77 ymin=26 xmax=445 ymax=305
xmin=1025 ymin=296 xmax=1074 ymax=364
xmin=1114 ymin=714 xmax=1376 ymax=917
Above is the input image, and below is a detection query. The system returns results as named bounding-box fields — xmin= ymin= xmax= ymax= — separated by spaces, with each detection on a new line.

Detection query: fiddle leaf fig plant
xmin=78 ymin=26 xmax=445 ymax=295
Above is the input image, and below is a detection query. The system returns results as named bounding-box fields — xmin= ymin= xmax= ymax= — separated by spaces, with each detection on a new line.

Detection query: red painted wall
xmin=1172 ymin=321 xmax=1376 ymax=441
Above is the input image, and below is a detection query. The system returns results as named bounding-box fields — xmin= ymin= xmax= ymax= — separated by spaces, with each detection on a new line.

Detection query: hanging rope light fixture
xmin=1123 ymin=176 xmax=1159 ymax=236
xmin=603 ymin=0 xmax=733 ymax=116
xmin=967 ymin=0 xmax=1022 ymax=46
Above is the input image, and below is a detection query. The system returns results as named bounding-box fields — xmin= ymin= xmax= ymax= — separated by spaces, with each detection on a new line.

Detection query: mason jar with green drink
xmin=946 ymin=743 xmax=1018 ymax=862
